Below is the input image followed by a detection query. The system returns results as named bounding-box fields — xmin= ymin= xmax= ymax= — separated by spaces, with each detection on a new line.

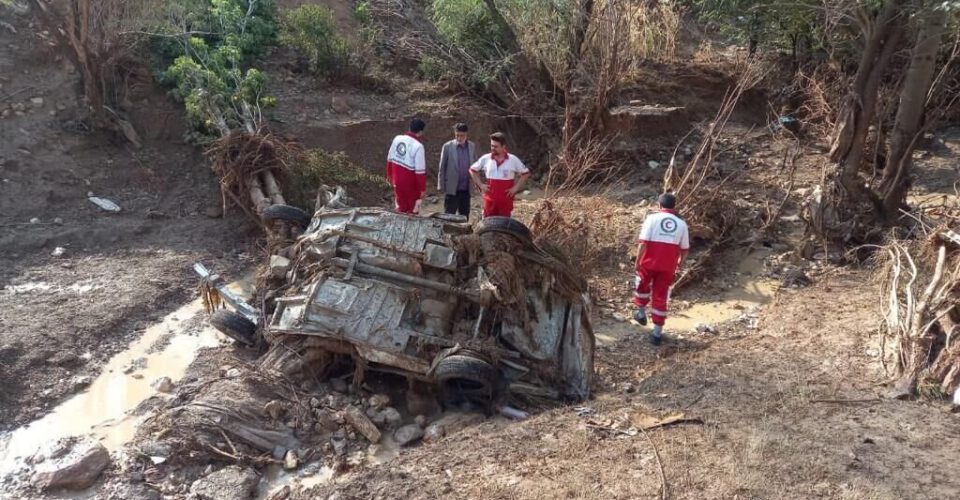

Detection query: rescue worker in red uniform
xmin=468 ymin=132 xmax=530 ymax=218
xmin=386 ymin=118 xmax=427 ymax=214
xmin=633 ymin=193 xmax=690 ymax=345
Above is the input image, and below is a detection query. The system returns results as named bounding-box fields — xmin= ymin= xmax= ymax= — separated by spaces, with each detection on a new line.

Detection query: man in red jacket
xmin=386 ymin=118 xmax=427 ymax=214
xmin=468 ymin=132 xmax=530 ymax=218
xmin=633 ymin=193 xmax=690 ymax=345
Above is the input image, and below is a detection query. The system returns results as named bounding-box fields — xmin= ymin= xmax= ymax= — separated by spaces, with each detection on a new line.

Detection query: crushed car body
xmin=198 ymin=204 xmax=595 ymax=403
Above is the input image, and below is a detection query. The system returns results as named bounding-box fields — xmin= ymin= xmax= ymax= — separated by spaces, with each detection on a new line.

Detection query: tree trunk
xmin=881 ymin=5 xmax=946 ymax=215
xmin=828 ymin=0 xmax=906 ymax=209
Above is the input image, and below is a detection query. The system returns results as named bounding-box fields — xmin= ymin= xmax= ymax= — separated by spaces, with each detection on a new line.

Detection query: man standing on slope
xmin=386 ymin=118 xmax=427 ymax=214
xmin=468 ymin=132 xmax=529 ymax=218
xmin=633 ymin=193 xmax=690 ymax=345
xmin=437 ymin=122 xmax=479 ymax=218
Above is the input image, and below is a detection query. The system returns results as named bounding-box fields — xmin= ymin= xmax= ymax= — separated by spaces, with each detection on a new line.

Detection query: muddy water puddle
xmin=0 ymin=278 xmax=254 ymax=475
xmin=595 ymin=250 xmax=776 ymax=344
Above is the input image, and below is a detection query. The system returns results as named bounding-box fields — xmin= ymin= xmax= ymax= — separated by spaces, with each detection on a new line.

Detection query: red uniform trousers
xmin=483 ymin=179 xmax=515 ymax=217
xmin=633 ymin=267 xmax=675 ymax=326
xmin=388 ymin=163 xmax=425 ymax=214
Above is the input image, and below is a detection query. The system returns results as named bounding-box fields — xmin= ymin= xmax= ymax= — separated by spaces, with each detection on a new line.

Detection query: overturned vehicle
xmin=198 ymin=202 xmax=595 ymax=405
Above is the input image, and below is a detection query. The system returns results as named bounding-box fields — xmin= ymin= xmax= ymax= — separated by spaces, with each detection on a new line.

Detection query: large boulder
xmin=189 ymin=466 xmax=259 ymax=500
xmin=31 ymin=437 xmax=111 ymax=491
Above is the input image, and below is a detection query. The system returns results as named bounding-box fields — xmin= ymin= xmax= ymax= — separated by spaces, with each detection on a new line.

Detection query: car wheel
xmin=433 ymin=354 xmax=497 ymax=396
xmin=475 ymin=216 xmax=533 ymax=245
xmin=262 ymin=204 xmax=312 ymax=229
xmin=210 ymin=309 xmax=257 ymax=346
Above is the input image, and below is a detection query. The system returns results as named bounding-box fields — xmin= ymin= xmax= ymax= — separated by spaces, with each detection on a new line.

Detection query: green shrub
xmin=279 ymin=5 xmax=351 ymax=76
xmin=354 ymin=1 xmax=372 ymax=24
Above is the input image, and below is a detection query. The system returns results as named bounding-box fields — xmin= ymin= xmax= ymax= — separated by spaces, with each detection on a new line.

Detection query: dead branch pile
xmin=523 ymin=195 xmax=646 ymax=302
xmin=134 ymin=361 xmax=388 ymax=470
xmin=879 ymin=227 xmax=960 ymax=400
xmin=207 ymin=131 xmax=301 ymax=223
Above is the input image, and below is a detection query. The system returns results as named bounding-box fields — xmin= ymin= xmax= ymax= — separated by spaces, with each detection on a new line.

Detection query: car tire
xmin=210 ymin=309 xmax=257 ymax=346
xmin=433 ymin=354 xmax=497 ymax=395
xmin=262 ymin=204 xmax=312 ymax=229
xmin=475 ymin=216 xmax=533 ymax=244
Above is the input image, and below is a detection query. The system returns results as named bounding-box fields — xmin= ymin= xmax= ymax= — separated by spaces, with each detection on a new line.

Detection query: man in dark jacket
xmin=437 ymin=123 xmax=479 ymax=217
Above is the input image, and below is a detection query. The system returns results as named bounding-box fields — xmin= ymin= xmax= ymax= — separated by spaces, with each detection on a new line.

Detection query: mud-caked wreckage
xmin=197 ymin=197 xmax=595 ymax=410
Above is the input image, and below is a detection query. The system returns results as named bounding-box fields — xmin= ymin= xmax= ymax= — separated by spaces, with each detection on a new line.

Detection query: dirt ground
xmin=0 ymin=12 xmax=255 ymax=430
xmin=298 ymin=271 xmax=960 ymax=500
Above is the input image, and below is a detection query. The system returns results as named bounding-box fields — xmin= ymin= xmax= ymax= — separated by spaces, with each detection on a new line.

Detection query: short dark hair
xmin=658 ymin=193 xmax=677 ymax=209
xmin=409 ymin=118 xmax=426 ymax=134
xmin=490 ymin=132 xmax=507 ymax=146
xmin=454 ymin=123 xmax=468 ymax=133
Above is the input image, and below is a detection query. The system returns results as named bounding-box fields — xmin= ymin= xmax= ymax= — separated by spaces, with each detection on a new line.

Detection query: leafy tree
xmin=278 ymin=5 xmax=350 ymax=76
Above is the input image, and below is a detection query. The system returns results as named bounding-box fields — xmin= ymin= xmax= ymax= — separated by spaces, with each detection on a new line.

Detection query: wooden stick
xmin=638 ymin=426 xmax=668 ymax=500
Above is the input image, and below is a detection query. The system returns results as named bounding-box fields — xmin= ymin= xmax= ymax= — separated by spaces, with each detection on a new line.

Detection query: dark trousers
xmin=444 ymin=190 xmax=471 ymax=217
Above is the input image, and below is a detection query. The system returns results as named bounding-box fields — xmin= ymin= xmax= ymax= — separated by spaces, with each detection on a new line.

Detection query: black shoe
xmin=633 ymin=309 xmax=648 ymax=326
xmin=650 ymin=334 xmax=662 ymax=346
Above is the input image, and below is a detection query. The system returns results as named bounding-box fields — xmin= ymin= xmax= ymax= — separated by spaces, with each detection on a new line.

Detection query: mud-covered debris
xmin=152 ymin=377 xmax=173 ymax=394
xmin=344 ymin=405 xmax=381 ymax=443
xmin=696 ymin=323 xmax=719 ymax=335
xmin=31 ymin=437 xmax=111 ymax=491
xmin=189 ymin=466 xmax=258 ymax=500
xmin=394 ymin=424 xmax=424 ymax=447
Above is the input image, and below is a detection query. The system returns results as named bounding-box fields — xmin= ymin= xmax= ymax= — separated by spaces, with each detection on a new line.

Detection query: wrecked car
xmin=197 ymin=203 xmax=595 ymax=405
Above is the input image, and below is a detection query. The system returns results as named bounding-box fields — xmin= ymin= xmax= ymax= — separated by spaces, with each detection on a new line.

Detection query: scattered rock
xmin=29 ymin=217 xmax=40 ymax=224
xmin=71 ymin=375 xmax=92 ymax=389
xmin=344 ymin=405 xmax=381 ymax=443
xmin=310 ymin=397 xmax=321 ymax=408
xmin=647 ymin=160 xmax=661 ymax=169
xmin=394 ymin=424 xmax=424 ymax=447
xmin=152 ymin=376 xmax=174 ymax=394
xmin=189 ymin=466 xmax=259 ymax=500
xmin=695 ymin=323 xmax=718 ymax=335
xmin=414 ymin=415 xmax=427 ymax=428
xmin=31 ymin=438 xmax=111 ymax=491
xmin=381 ymin=407 xmax=402 ymax=430
xmin=30 ymin=97 xmax=44 ymax=108
xmin=53 ymin=217 xmax=63 ymax=225
xmin=423 ymin=422 xmax=445 ymax=443
xmin=50 ymin=247 xmax=66 ymax=258
xmin=225 ymin=368 xmax=242 ymax=378
xmin=368 ymin=394 xmax=390 ymax=412
xmin=205 ymin=206 xmax=223 ymax=218
xmin=283 ymin=450 xmax=299 ymax=470
xmin=330 ymin=96 xmax=350 ymax=114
